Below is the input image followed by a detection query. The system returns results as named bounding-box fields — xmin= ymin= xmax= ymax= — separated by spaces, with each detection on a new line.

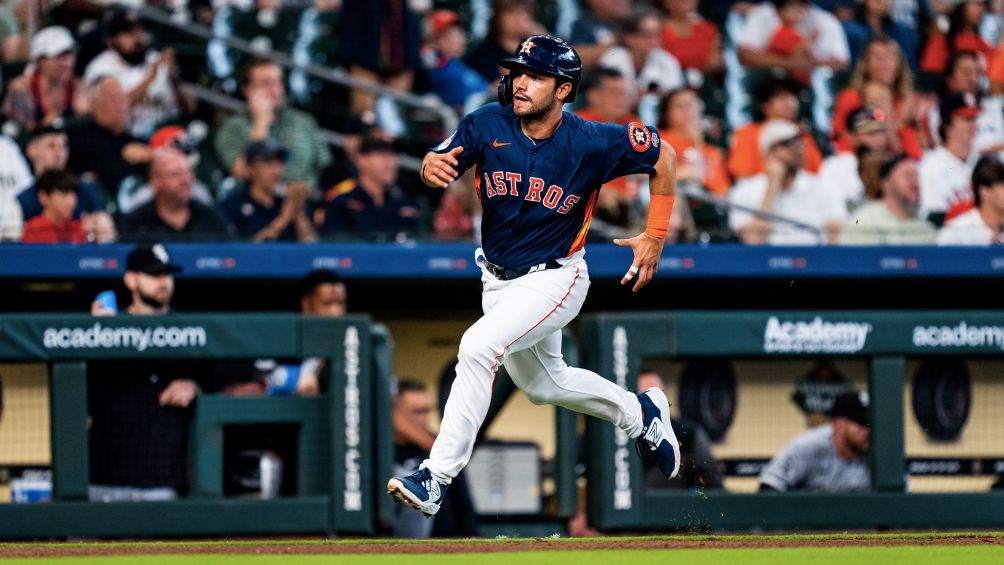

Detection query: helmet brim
xmin=499 ymin=57 xmax=570 ymax=81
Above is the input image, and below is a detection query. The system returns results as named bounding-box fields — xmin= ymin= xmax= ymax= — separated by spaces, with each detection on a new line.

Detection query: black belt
xmin=484 ymin=259 xmax=562 ymax=281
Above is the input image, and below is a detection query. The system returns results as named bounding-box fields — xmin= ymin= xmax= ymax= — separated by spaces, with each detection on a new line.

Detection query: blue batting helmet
xmin=498 ymin=35 xmax=582 ymax=105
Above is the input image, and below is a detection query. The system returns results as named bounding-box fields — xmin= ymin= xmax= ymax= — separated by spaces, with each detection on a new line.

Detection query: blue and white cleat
xmin=387 ymin=467 xmax=448 ymax=517
xmin=635 ymin=387 xmax=682 ymax=479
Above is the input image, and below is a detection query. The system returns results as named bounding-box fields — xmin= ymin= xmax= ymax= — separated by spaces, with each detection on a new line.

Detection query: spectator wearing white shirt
xmin=729 ymin=120 xmax=846 ymax=245
xmin=83 ymin=8 xmax=196 ymax=139
xmin=938 ymin=156 xmax=1004 ymax=245
xmin=0 ymin=134 xmax=32 ymax=241
xmin=919 ymin=92 xmax=981 ymax=224
xmin=599 ymin=7 xmax=683 ymax=102
xmin=840 ymin=154 xmax=936 ymax=245
xmin=737 ymin=0 xmax=849 ymax=75
xmin=820 ymin=106 xmax=896 ymax=211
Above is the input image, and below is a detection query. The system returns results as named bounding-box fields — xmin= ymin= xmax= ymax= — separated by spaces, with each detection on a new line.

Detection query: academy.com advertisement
xmin=41 ymin=322 xmax=208 ymax=352
xmin=754 ymin=314 xmax=1004 ymax=354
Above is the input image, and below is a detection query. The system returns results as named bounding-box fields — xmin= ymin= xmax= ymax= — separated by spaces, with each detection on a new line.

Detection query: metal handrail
xmin=679 ymin=181 xmax=826 ymax=242
xmin=182 ymin=83 xmax=423 ymax=173
xmin=136 ymin=5 xmax=459 ymax=133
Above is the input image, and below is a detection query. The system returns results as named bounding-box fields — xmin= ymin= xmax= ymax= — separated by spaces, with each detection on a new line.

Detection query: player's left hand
xmin=613 ymin=233 xmax=663 ymax=293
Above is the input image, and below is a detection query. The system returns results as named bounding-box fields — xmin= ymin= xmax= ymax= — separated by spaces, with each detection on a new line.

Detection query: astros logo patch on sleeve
xmin=628 ymin=122 xmax=651 ymax=152
xmin=436 ymin=132 xmax=455 ymax=151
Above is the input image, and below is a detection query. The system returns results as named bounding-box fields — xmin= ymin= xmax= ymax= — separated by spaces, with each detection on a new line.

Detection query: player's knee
xmin=457 ymin=332 xmax=493 ymax=367
xmin=524 ymin=386 xmax=557 ymax=406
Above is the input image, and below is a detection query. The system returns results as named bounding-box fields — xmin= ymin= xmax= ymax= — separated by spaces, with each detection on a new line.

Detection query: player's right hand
xmin=423 ymin=146 xmax=464 ymax=188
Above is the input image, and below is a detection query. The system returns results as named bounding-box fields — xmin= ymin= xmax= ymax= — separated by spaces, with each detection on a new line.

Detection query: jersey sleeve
xmin=429 ymin=112 xmax=481 ymax=174
xmin=759 ymin=438 xmax=812 ymax=492
xmin=601 ymin=121 xmax=663 ymax=183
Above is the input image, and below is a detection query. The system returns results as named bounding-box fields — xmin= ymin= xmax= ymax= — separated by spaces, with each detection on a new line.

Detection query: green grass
xmin=3 ymin=531 xmax=1003 ymax=550
xmin=2 ymin=547 xmax=1004 ymax=565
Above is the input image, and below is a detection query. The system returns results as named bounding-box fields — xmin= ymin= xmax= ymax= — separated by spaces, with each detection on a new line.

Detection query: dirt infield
xmin=2 ymin=534 xmax=1002 ymax=558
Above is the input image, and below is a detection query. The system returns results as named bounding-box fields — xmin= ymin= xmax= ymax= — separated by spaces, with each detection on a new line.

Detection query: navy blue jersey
xmin=431 ymin=104 xmax=661 ymax=270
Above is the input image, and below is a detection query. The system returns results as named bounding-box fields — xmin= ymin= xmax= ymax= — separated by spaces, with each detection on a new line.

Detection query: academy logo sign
xmin=763 ymin=317 xmax=872 ymax=354
xmin=912 ymin=321 xmax=1004 ymax=350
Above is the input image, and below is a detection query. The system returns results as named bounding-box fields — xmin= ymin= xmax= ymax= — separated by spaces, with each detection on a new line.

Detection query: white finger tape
xmin=629 ymin=265 xmax=639 ymax=274
xmin=624 ymin=271 xmax=635 ymax=281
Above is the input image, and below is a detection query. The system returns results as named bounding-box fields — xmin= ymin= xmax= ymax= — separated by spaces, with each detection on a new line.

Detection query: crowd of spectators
xmin=2 ymin=0 xmax=1004 ymax=245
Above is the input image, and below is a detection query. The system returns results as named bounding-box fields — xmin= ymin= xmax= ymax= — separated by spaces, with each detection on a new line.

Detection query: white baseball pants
xmin=422 ymin=249 xmax=644 ymax=484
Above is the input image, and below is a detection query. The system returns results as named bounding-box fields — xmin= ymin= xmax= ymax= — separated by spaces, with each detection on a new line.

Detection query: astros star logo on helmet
xmin=519 ymin=39 xmax=536 ymax=55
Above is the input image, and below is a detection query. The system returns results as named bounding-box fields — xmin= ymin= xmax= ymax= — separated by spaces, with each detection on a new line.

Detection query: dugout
xmin=0 ymin=314 xmax=381 ymax=539
xmin=580 ymin=311 xmax=1004 ymax=531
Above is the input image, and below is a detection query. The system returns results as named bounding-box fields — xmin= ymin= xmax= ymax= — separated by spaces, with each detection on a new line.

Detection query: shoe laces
xmin=409 ymin=468 xmax=436 ymax=494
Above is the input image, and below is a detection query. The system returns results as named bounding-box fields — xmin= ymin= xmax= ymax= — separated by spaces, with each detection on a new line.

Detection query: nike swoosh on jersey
xmin=492 ymin=139 xmax=512 ymax=148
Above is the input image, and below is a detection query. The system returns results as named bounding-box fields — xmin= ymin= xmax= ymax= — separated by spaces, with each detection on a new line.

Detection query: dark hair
xmin=396 ymin=379 xmax=427 ymax=396
xmin=240 ymin=56 xmax=281 ymax=88
xmin=580 ymin=68 xmax=624 ymax=96
xmin=36 ymin=169 xmax=78 ymax=195
xmin=486 ymin=0 xmax=533 ymax=42
xmin=656 ymin=87 xmax=698 ymax=130
xmin=946 ymin=1 xmax=980 ymax=55
xmin=302 ymin=269 xmax=343 ymax=298
xmin=971 ymin=156 xmax=1004 ymax=208
xmin=620 ymin=6 xmax=661 ymax=36
xmin=771 ymin=0 xmax=810 ymax=9
xmin=28 ymin=123 xmax=66 ymax=143
xmin=753 ymin=73 xmax=803 ymax=108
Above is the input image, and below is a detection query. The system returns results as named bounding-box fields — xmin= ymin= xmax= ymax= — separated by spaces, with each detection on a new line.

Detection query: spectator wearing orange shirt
xmin=657 ymin=88 xmax=730 ymax=197
xmin=920 ymin=0 xmax=994 ymax=74
xmin=727 ymin=75 xmax=822 ymax=179
xmin=831 ymin=37 xmax=920 ymax=157
xmin=765 ymin=0 xmax=815 ymax=84
xmin=989 ymin=40 xmax=1004 ymax=94
xmin=21 ymin=169 xmax=88 ymax=244
xmin=659 ymin=0 xmax=723 ymax=74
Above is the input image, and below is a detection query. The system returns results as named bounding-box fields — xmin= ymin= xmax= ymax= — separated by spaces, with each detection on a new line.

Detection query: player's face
xmin=510 ymin=69 xmax=562 ymax=118
xmin=302 ymin=283 xmax=347 ymax=317
xmin=838 ymin=419 xmax=869 ymax=456
xmin=129 ymin=272 xmax=174 ymax=310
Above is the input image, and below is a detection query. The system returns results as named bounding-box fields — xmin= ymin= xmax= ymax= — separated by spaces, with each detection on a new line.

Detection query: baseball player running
xmin=387 ymin=35 xmax=680 ymax=517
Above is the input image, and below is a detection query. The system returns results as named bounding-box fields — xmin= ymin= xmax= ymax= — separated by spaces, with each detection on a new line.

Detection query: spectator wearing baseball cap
xmin=1 ymin=26 xmax=89 ymax=131
xmin=220 ymin=138 xmax=318 ymax=242
xmin=727 ymin=75 xmax=824 ymax=179
xmin=819 ymin=106 xmax=896 ymax=211
xmin=84 ymin=7 xmax=195 ymax=139
xmin=118 ymin=148 xmax=234 ymax=243
xmin=115 ymin=124 xmax=215 ymax=215
xmin=87 ymin=243 xmax=227 ymax=503
xmin=937 ymin=155 xmax=1004 ymax=245
xmin=840 ymin=154 xmax=936 ymax=245
xmin=315 ymin=137 xmax=418 ymax=237
xmin=919 ymin=91 xmax=981 ymax=225
xmin=317 ymin=111 xmax=381 ymax=192
xmin=759 ymin=390 xmax=870 ymax=493
xmin=421 ymin=10 xmax=490 ymax=111
xmin=728 ymin=120 xmax=846 ymax=245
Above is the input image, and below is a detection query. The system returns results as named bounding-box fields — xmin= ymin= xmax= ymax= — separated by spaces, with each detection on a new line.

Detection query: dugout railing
xmin=580 ymin=311 xmax=1004 ymax=531
xmin=0 ymin=314 xmax=377 ymax=539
